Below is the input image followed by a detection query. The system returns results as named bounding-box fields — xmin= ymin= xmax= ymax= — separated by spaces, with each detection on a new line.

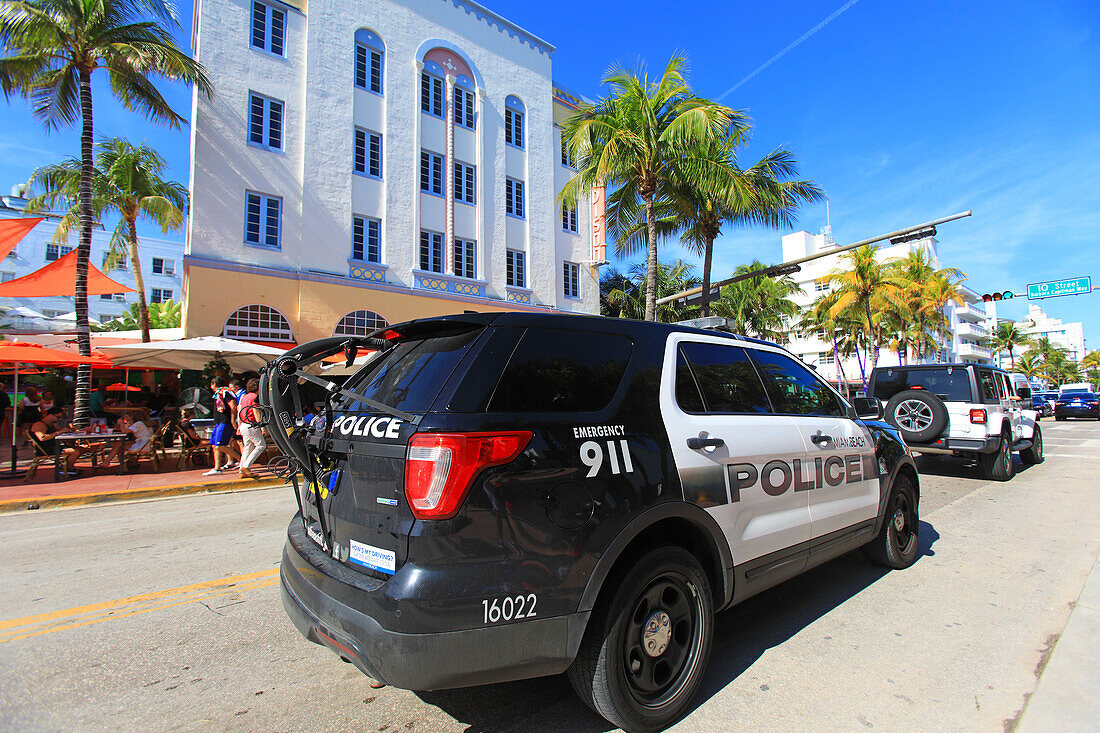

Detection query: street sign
xmin=1027 ymin=276 xmax=1092 ymax=300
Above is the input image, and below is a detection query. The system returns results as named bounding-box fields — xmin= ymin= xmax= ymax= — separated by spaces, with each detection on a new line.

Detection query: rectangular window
xmin=749 ymin=349 xmax=844 ymax=416
xmin=245 ymin=191 xmax=281 ymax=248
xmin=818 ymin=351 xmax=835 ymax=365
xmin=101 ymin=253 xmax=127 ymax=271
xmin=152 ymin=257 xmax=174 ymax=276
xmin=352 ymin=216 xmax=381 ymax=263
xmin=100 ymin=293 xmax=114 ymax=301
xmin=676 ymin=342 xmax=771 ymax=414
xmin=453 ymin=86 xmax=475 ymax=129
xmin=504 ymin=108 xmax=523 ymax=147
xmin=453 ymin=237 xmax=476 ymax=279
xmin=250 ymin=1 xmax=285 ymax=56
xmin=44 ymin=244 xmax=74 ymax=262
xmin=506 ymin=249 xmax=525 ymax=288
xmin=505 ymin=178 xmax=524 ymax=217
xmin=419 ymin=230 xmax=444 ymax=273
xmin=814 ymin=280 xmax=830 ymax=292
xmin=561 ymin=137 xmax=575 ymax=167
xmin=355 ymin=128 xmax=382 ymax=177
xmin=563 ymin=262 xmax=579 ymax=298
xmin=248 ymin=92 xmax=283 ymax=150
xmin=420 ymin=72 xmax=443 ymax=117
xmin=562 ymin=202 xmax=578 ymax=232
xmin=355 ymin=44 xmax=382 ymax=94
xmin=150 ymin=288 xmax=173 ymax=304
xmin=420 ymin=151 xmax=443 ymax=195
xmin=453 ymin=161 xmax=476 ymax=205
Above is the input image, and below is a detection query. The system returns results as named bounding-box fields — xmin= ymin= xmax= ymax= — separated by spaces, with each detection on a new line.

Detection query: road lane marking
xmin=0 ymin=568 xmax=279 ymax=643
xmin=1044 ymin=453 xmax=1100 ymax=459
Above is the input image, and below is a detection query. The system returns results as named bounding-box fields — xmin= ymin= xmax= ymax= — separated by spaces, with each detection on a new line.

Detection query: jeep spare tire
xmin=884 ymin=389 xmax=948 ymax=443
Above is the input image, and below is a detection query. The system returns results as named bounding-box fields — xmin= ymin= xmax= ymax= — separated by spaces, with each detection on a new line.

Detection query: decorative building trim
xmin=552 ymin=84 xmax=582 ymax=109
xmin=349 ymin=263 xmax=387 ymax=282
xmin=440 ymin=1 xmax=555 ymax=57
xmin=413 ymin=269 xmax=486 ymax=297
xmin=505 ymin=286 xmax=533 ymax=304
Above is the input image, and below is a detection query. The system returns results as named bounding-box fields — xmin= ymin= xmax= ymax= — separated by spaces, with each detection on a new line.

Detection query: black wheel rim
xmin=1034 ymin=430 xmax=1042 ymax=459
xmin=891 ymin=492 xmax=917 ymax=556
xmin=622 ymin=571 xmax=705 ymax=709
xmin=1001 ymin=437 xmax=1012 ymax=473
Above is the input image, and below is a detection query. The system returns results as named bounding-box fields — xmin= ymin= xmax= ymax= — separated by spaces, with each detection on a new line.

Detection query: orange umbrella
xmin=0 ymin=218 xmax=43 ymax=260
xmin=105 ymin=382 xmax=141 ymax=392
xmin=0 ymin=249 xmax=134 ymax=297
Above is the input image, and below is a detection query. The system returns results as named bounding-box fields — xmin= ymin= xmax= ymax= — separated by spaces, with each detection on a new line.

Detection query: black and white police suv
xmin=869 ymin=363 xmax=1043 ymax=481
xmin=259 ymin=312 xmax=919 ymax=732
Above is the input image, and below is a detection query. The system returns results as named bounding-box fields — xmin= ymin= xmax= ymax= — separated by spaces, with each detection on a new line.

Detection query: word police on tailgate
xmin=330 ymin=414 xmax=404 ymax=440
xmin=728 ymin=453 xmax=878 ymax=501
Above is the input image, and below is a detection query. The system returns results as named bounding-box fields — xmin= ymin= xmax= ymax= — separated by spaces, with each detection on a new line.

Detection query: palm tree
xmin=0 ymin=0 xmax=211 ymax=425
xmin=989 ymin=322 xmax=1031 ymax=370
xmin=888 ymin=250 xmax=964 ymax=362
xmin=822 ymin=245 xmax=908 ymax=387
xmin=560 ymin=55 xmax=732 ymax=321
xmin=27 ymin=137 xmax=187 ymax=342
xmin=711 ymin=260 xmax=800 ymax=343
xmin=1016 ymin=352 xmax=1046 ymax=383
xmin=599 ymin=267 xmax=638 ymax=318
xmin=604 ymin=260 xmax=700 ymax=323
xmin=94 ymin=298 xmax=180 ymax=331
xmin=921 ymin=273 xmax=966 ymax=362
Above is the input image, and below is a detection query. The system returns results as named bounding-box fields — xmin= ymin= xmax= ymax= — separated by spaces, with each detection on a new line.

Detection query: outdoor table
xmin=53 ymin=431 xmax=131 ymax=480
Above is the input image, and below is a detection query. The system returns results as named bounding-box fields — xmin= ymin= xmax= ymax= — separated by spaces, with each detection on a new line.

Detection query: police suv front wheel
xmin=568 ymin=546 xmax=714 ymax=733
xmin=863 ymin=473 xmax=920 ymax=569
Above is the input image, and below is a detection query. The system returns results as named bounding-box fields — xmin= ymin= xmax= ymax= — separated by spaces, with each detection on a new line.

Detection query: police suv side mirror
xmin=852 ymin=397 xmax=882 ymax=420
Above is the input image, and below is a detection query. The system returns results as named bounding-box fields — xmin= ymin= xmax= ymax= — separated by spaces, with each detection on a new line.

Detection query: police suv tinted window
xmin=750 ymin=349 xmax=844 ymax=417
xmin=872 ymin=366 xmax=972 ymax=402
xmin=676 ymin=342 xmax=770 ymax=414
xmin=347 ymin=327 xmax=482 ymax=413
xmin=486 ymin=328 xmax=631 ymax=412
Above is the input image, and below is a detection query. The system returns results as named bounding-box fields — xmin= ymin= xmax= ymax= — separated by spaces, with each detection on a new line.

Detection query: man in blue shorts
xmin=204 ymin=376 xmax=241 ymax=475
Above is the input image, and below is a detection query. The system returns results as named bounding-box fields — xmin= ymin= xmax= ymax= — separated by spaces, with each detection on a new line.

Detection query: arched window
xmin=505 ymin=95 xmax=525 ymax=148
xmin=224 ymin=304 xmax=294 ymax=342
xmin=355 ymin=29 xmax=384 ymax=94
xmin=334 ymin=309 xmax=388 ymax=337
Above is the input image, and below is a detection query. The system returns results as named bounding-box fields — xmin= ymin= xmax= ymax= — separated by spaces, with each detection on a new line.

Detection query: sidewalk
xmin=1016 ymin=551 xmax=1100 ymax=732
xmin=0 ymin=463 xmax=284 ymax=513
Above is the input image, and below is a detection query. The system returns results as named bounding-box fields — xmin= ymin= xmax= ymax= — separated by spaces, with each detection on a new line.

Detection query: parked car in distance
xmin=1031 ymin=393 xmax=1053 ymax=417
xmin=1054 ymin=391 xmax=1100 ymax=421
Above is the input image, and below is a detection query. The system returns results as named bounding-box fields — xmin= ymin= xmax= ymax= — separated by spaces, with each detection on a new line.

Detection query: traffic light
xmin=981 ymin=291 xmax=1015 ymax=302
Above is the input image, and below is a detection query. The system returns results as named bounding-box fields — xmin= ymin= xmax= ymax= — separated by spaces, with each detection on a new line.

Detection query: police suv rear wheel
xmin=863 ymin=473 xmax=919 ymax=569
xmin=568 ymin=546 xmax=713 ymax=733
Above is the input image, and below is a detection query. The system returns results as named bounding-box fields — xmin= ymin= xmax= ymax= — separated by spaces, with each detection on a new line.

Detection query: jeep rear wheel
xmin=863 ymin=473 xmax=919 ymax=569
xmin=884 ymin=389 xmax=948 ymax=443
xmin=1021 ymin=427 xmax=1044 ymax=465
xmin=568 ymin=546 xmax=713 ymax=733
xmin=980 ymin=431 xmax=1014 ymax=481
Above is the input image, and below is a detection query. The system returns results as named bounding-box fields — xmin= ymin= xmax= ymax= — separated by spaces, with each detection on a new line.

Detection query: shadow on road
xmin=913 ymin=454 xmax=1037 ymax=479
xmin=418 ymin=522 xmax=941 ymax=732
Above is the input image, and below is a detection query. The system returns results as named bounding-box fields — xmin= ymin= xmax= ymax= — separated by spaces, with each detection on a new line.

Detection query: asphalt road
xmin=1 ymin=420 xmax=1098 ymax=732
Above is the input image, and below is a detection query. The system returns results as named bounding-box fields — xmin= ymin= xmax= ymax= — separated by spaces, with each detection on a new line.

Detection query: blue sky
xmin=1 ymin=0 xmax=1097 ymax=349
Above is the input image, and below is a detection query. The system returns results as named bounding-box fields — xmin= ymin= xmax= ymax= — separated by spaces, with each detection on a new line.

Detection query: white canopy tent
xmin=97 ymin=336 xmax=288 ymax=372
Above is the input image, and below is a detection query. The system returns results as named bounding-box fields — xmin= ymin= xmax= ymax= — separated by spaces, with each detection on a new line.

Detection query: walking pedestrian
xmin=203 ymin=377 xmax=240 ymax=476
xmin=236 ymin=378 xmax=266 ymax=479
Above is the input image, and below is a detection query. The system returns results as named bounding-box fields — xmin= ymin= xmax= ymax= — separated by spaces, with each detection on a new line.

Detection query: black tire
xmin=567 ymin=546 xmax=714 ymax=733
xmin=1055 ymin=415 xmax=1065 ymax=421
xmin=979 ymin=431 xmax=1015 ymax=481
xmin=863 ymin=472 xmax=920 ymax=569
xmin=884 ymin=390 xmax=949 ymax=443
xmin=1021 ymin=426 xmax=1044 ymax=465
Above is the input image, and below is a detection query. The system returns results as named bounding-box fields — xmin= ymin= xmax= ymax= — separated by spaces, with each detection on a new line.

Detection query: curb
xmin=0 ymin=477 xmax=286 ymax=514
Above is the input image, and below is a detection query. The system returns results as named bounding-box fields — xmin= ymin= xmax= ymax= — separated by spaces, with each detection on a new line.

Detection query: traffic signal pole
xmin=657 ymin=210 xmax=973 ymax=306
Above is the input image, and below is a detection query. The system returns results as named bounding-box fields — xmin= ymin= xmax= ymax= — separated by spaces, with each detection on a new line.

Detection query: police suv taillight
xmin=404 ymin=432 xmax=532 ymax=519
xmin=970 ymin=409 xmax=987 ymax=424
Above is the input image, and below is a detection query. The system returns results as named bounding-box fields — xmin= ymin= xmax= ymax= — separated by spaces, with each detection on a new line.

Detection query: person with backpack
xmin=203 ymin=376 xmax=240 ymax=476
xmin=236 ymin=378 xmax=266 ymax=479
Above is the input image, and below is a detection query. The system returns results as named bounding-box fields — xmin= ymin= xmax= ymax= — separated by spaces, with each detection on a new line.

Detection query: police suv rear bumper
xmin=907 ymin=436 xmax=1001 ymax=454
xmin=280 ymin=518 xmax=588 ymax=691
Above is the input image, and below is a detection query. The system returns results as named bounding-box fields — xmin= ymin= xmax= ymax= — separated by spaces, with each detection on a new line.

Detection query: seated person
xmin=105 ymin=414 xmax=155 ymax=466
xmin=30 ymin=407 xmax=89 ymax=476
xmin=177 ymin=409 xmax=202 ymax=447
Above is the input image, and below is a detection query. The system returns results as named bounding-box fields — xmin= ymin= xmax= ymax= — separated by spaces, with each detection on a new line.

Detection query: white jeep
xmin=868 ymin=364 xmax=1043 ymax=480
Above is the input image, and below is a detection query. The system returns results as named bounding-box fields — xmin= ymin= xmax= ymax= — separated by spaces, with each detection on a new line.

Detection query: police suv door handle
xmin=687 ymin=436 xmax=725 ymax=450
xmin=810 ymin=433 xmax=832 ymax=445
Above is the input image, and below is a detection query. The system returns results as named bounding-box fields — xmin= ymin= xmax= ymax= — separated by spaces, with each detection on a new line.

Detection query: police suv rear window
xmin=347 ymin=327 xmax=482 ymax=413
xmin=676 ymin=342 xmax=770 ymax=414
xmin=873 ymin=367 xmax=972 ymax=402
xmin=485 ymin=328 xmax=631 ymax=413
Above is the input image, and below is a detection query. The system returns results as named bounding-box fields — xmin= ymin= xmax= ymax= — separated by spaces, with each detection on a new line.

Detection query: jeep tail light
xmin=970 ymin=409 xmax=987 ymax=424
xmin=404 ymin=432 xmax=532 ymax=519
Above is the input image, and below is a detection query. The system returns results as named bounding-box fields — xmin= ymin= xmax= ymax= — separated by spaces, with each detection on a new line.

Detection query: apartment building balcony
xmin=955 ymin=322 xmax=989 ymax=338
xmin=955 ymin=302 xmax=989 ymax=322
xmin=957 ymin=342 xmax=992 ymax=358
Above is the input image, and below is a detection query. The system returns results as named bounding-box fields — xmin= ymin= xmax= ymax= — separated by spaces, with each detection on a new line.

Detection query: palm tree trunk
xmin=73 ymin=68 xmax=94 ymax=428
xmin=127 ymin=217 xmax=152 ymax=342
xmin=644 ymin=196 xmax=657 ymax=322
xmin=700 ymin=238 xmax=714 ymax=318
xmin=865 ymin=299 xmax=879 ymax=382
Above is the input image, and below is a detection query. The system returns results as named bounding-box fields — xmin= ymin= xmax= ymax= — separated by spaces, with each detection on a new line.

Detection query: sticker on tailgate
xmin=349 ymin=539 xmax=396 ymax=575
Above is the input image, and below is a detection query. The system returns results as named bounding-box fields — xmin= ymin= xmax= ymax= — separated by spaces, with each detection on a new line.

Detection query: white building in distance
xmin=1005 ymin=303 xmax=1086 ymax=364
xmin=0 ymin=187 xmax=183 ymax=330
xmin=781 ymin=229 xmax=997 ymax=392
xmin=185 ymin=0 xmax=600 ymax=344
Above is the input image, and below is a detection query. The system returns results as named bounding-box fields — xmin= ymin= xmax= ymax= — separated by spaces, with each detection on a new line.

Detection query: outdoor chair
xmin=175 ymin=430 xmax=210 ymax=469
xmin=122 ymin=436 xmax=160 ymax=472
xmin=151 ymin=420 xmax=173 ymax=464
xmin=24 ymin=431 xmax=55 ymax=483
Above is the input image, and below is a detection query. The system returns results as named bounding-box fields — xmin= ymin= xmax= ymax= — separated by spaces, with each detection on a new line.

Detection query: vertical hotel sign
xmin=591 ymin=186 xmax=606 ymax=263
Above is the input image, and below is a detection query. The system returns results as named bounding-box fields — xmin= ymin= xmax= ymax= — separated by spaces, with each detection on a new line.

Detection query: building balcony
xmin=955 ymin=322 xmax=989 ymax=338
xmin=954 ymin=302 xmax=989 ymax=322
xmin=957 ymin=342 xmax=992 ymax=358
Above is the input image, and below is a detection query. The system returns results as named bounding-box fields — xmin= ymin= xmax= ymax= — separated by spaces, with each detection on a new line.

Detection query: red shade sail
xmin=0 ymin=341 xmax=113 ymax=367
xmin=0 ymin=249 xmax=134 ymax=297
xmin=0 ymin=218 xmax=43 ymax=260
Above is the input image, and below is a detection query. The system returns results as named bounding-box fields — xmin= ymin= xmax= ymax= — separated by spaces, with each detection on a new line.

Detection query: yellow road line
xmin=0 ymin=568 xmax=279 ymax=643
